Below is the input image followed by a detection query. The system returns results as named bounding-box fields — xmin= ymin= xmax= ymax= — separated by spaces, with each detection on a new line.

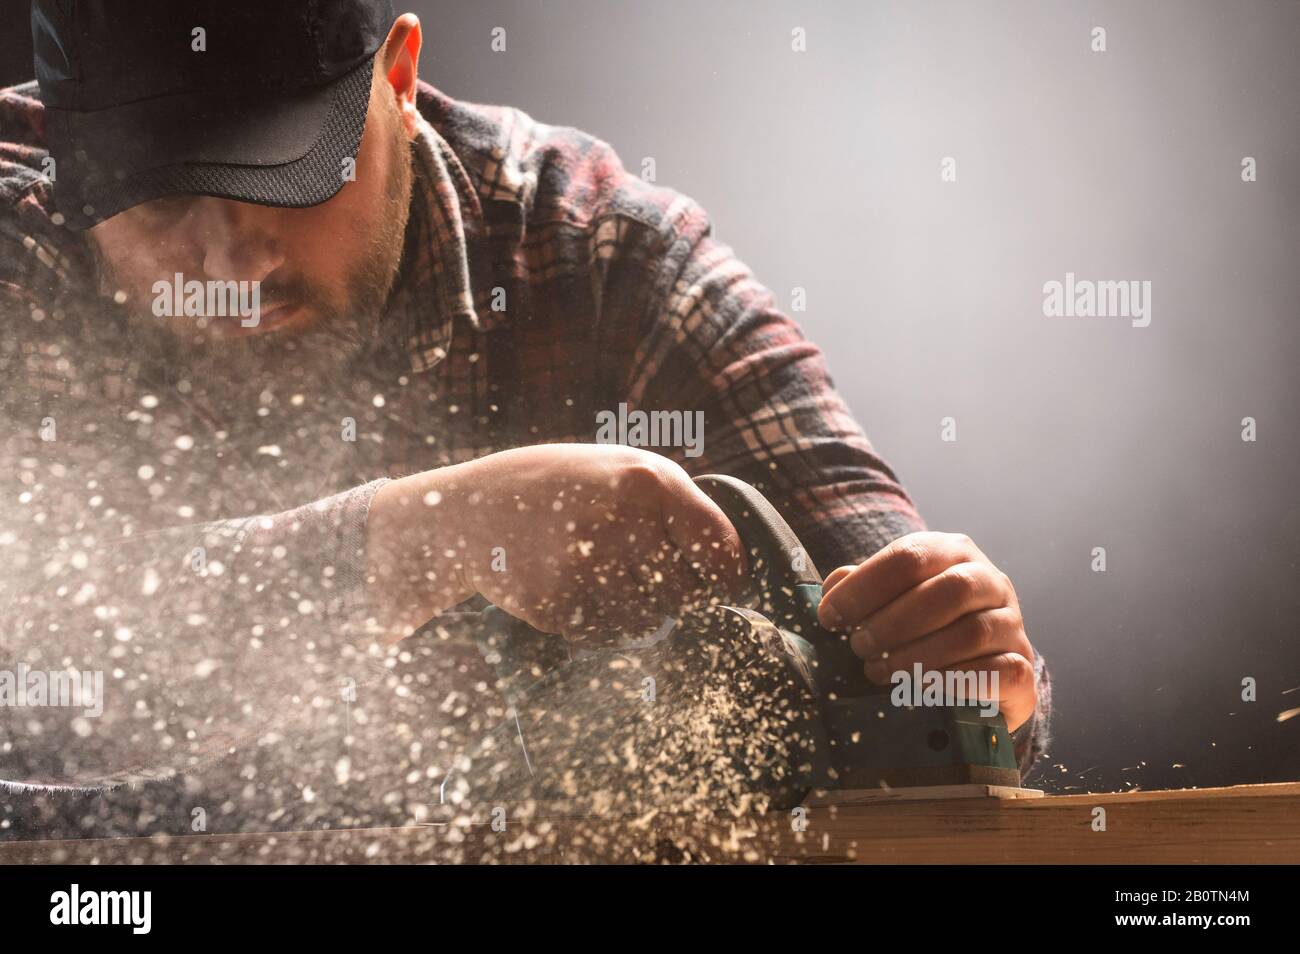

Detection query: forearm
xmin=364 ymin=462 xmax=482 ymax=640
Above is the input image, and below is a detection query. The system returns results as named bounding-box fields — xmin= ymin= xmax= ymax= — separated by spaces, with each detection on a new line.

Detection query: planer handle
xmin=692 ymin=473 xmax=873 ymax=698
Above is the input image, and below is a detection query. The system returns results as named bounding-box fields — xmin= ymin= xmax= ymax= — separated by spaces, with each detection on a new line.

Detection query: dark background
xmin=0 ymin=0 xmax=27 ymax=87
xmin=2 ymin=1 xmax=1297 ymax=794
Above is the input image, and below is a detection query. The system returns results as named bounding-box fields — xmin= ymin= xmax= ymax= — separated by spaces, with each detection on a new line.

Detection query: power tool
xmin=439 ymin=474 xmax=1020 ymax=815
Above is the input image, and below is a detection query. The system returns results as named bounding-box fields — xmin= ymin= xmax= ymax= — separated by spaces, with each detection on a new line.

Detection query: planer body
xmin=439 ymin=475 xmax=1019 ymax=815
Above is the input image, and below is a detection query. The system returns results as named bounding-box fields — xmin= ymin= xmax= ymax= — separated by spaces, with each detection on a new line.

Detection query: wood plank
xmin=1 ymin=783 xmax=1297 ymax=864
xmin=804 ymin=783 xmax=1046 ymax=805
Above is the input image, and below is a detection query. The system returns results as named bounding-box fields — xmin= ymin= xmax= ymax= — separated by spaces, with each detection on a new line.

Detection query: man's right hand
xmin=365 ymin=444 xmax=747 ymax=643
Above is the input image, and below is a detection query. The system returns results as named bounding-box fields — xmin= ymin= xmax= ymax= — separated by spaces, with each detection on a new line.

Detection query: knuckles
xmin=949 ymin=532 xmax=975 ymax=552
xmin=939 ymin=562 xmax=985 ymax=601
xmin=966 ymin=608 xmax=1000 ymax=653
xmin=1001 ymin=653 xmax=1035 ymax=693
xmin=887 ymin=535 xmax=933 ymax=577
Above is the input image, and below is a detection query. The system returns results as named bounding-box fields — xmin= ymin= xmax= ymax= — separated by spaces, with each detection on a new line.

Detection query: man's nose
xmin=192 ymin=198 xmax=286 ymax=283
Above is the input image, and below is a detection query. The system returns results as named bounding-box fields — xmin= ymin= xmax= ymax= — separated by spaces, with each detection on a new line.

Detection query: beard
xmin=101 ymin=95 xmax=415 ymax=416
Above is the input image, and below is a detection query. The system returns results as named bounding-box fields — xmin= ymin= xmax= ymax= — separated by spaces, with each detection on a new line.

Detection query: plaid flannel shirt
xmin=0 ymin=78 xmax=1049 ymax=789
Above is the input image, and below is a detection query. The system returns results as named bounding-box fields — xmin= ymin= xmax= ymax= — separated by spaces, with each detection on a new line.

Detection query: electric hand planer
xmin=439 ymin=475 xmax=1020 ymax=815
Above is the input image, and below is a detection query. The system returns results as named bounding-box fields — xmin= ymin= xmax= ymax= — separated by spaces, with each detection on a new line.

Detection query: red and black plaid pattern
xmin=376 ymin=84 xmax=928 ymax=576
xmin=0 ymin=78 xmax=1048 ymax=777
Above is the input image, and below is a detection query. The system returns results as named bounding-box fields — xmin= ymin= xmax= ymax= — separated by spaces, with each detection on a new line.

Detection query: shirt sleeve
xmin=0 ymin=433 xmax=390 ymax=790
xmin=0 ymin=232 xmax=392 ymax=790
xmin=630 ymin=195 xmax=925 ymax=571
xmin=630 ymin=195 xmax=1052 ymax=777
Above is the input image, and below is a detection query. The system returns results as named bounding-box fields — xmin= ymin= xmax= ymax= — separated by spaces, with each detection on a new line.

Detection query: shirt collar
xmin=387 ymin=113 xmax=491 ymax=373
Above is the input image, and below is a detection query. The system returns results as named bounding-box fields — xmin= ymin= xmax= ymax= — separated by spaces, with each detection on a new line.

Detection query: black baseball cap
xmin=32 ymin=0 xmax=396 ymax=230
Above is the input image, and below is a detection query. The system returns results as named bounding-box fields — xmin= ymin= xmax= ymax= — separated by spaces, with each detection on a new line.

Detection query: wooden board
xmin=804 ymin=783 xmax=1045 ymax=805
xmin=1 ymin=782 xmax=1297 ymax=864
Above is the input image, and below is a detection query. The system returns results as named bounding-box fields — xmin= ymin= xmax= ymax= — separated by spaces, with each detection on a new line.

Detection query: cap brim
xmin=45 ymin=54 xmax=375 ymax=230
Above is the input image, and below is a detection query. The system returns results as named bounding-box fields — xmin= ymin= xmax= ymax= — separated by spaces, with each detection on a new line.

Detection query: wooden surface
xmin=2 ymin=782 xmax=1297 ymax=864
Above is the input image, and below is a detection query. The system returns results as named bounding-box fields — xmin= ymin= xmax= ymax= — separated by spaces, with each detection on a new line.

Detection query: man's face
xmin=87 ymin=70 xmax=414 ymax=396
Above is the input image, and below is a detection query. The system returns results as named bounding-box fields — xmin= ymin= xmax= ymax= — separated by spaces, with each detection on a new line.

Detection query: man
xmin=0 ymin=1 xmax=1048 ymax=832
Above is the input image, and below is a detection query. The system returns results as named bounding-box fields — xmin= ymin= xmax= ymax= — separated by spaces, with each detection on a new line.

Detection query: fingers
xmin=658 ymin=468 xmax=749 ymax=599
xmin=862 ymin=642 xmax=1037 ymax=731
xmin=940 ymin=652 xmax=1037 ymax=732
xmin=817 ymin=531 xmax=988 ymax=631
xmin=859 ymin=606 xmax=1031 ymax=683
xmin=821 ymin=565 xmax=856 ymax=594
xmin=848 ymin=560 xmax=1015 ymax=658
xmin=577 ymin=461 xmax=745 ymax=631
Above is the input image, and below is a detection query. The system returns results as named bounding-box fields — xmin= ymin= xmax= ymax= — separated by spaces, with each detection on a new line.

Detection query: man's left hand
xmin=816 ymin=531 xmax=1037 ymax=732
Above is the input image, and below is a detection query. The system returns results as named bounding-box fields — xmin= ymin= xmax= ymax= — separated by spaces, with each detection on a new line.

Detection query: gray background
xmin=406 ymin=0 xmax=1300 ymax=793
xmin=4 ymin=1 xmax=1297 ymax=793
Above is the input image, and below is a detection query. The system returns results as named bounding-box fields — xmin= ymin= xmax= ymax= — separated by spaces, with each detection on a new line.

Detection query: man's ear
xmin=380 ymin=13 xmax=422 ymax=140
